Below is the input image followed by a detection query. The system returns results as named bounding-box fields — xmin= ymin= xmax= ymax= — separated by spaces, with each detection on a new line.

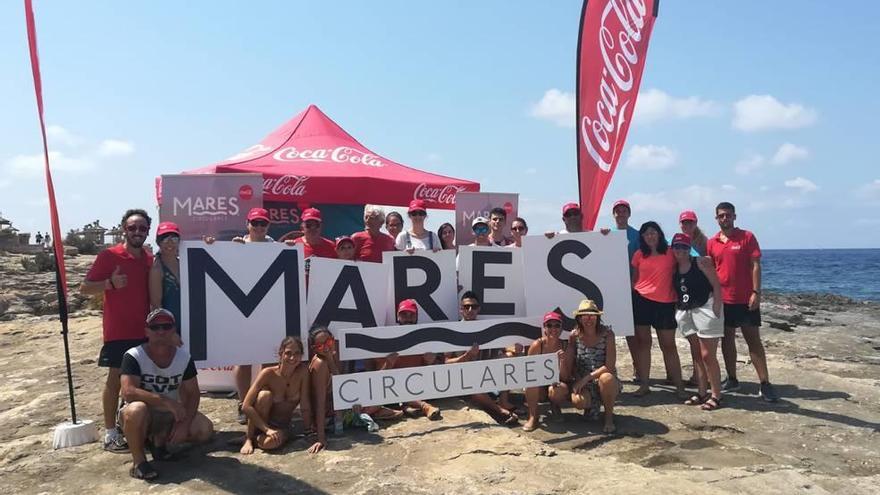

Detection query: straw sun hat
xmin=572 ymin=299 xmax=603 ymax=317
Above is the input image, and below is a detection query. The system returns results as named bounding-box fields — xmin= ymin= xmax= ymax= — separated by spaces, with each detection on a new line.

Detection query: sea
xmin=762 ymin=249 xmax=880 ymax=302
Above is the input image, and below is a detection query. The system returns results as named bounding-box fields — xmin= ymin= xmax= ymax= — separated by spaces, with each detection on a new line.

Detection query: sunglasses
xmin=545 ymin=322 xmax=562 ymax=329
xmin=313 ymin=337 xmax=336 ymax=353
xmin=126 ymin=225 xmax=149 ymax=233
xmin=304 ymin=220 xmax=321 ymax=229
xmin=409 ymin=211 xmax=426 ymax=217
xmin=148 ymin=323 xmax=175 ymax=331
xmin=672 ymin=244 xmax=690 ymax=250
xmin=473 ymin=226 xmax=489 ymax=235
xmin=461 ymin=303 xmax=480 ymax=310
xmin=250 ymin=220 xmax=269 ymax=227
xmin=158 ymin=234 xmax=180 ymax=244
xmin=511 ymin=226 xmax=526 ymax=232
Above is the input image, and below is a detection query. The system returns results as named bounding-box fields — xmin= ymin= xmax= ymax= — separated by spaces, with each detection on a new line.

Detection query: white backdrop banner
xmin=522 ymin=231 xmax=634 ymax=336
xmin=457 ymin=245 xmax=525 ymax=318
xmin=336 ymin=316 xmax=543 ymax=360
xmin=383 ymin=250 xmax=458 ymax=324
xmin=332 ymin=353 xmax=558 ymax=409
xmin=180 ymin=241 xmax=308 ymax=367
xmin=307 ymin=257 xmax=388 ymax=333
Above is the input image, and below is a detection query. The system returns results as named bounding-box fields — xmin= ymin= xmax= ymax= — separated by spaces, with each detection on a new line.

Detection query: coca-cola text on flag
xmin=576 ymin=0 xmax=659 ymax=229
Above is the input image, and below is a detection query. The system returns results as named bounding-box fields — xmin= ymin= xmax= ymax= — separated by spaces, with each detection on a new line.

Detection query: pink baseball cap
xmin=156 ymin=221 xmax=180 ymax=238
xmin=613 ymin=199 xmax=631 ymax=211
xmin=543 ymin=311 xmax=563 ymax=325
xmin=408 ymin=199 xmax=427 ymax=213
xmin=397 ymin=299 xmax=418 ymax=315
xmin=671 ymin=233 xmax=692 ymax=248
xmin=679 ymin=210 xmax=698 ymax=223
xmin=146 ymin=308 xmax=175 ymax=326
xmin=301 ymin=208 xmax=322 ymax=223
xmin=247 ymin=207 xmax=270 ymax=222
xmin=562 ymin=202 xmax=581 ymax=215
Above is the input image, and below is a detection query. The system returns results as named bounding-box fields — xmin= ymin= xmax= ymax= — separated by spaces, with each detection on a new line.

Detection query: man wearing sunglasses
xmin=293 ymin=207 xmax=337 ymax=259
xmin=544 ymin=203 xmax=587 ymax=239
xmin=470 ymin=217 xmax=492 ymax=246
xmin=707 ymin=202 xmax=779 ymax=402
xmin=82 ymin=208 xmax=154 ymax=453
xmin=119 ymin=309 xmax=213 ymax=480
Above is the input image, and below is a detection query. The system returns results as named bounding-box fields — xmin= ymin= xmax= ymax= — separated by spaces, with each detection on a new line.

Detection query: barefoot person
xmin=631 ymin=221 xmax=682 ymax=397
xmin=523 ymin=311 xmax=570 ymax=432
xmin=707 ymin=202 xmax=779 ymax=402
xmin=119 ymin=309 xmax=213 ymax=480
xmin=240 ymin=337 xmax=318 ymax=454
xmin=565 ymin=299 xmax=620 ymax=433
xmin=672 ymin=233 xmax=724 ymax=411
xmin=81 ymin=208 xmax=154 ymax=452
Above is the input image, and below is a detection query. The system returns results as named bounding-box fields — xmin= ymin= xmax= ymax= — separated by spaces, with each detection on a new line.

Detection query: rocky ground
xmin=0 ymin=252 xmax=878 ymax=494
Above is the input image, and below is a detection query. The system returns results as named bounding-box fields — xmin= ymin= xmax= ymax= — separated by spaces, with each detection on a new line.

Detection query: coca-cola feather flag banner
xmin=577 ymin=0 xmax=659 ymax=229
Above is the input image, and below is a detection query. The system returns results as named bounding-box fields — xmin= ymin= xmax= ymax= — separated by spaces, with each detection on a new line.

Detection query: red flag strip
xmin=24 ymin=0 xmax=68 ymax=300
xmin=576 ymin=0 xmax=659 ymax=229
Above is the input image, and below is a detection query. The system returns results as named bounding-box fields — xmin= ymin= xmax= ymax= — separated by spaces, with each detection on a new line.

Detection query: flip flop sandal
xmin=684 ymin=394 xmax=710 ymax=406
xmin=701 ymin=396 xmax=722 ymax=411
xmin=522 ymin=422 xmax=538 ymax=432
xmin=129 ymin=461 xmax=158 ymax=481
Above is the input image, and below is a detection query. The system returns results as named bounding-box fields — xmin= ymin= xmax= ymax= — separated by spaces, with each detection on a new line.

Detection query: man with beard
xmin=707 ymin=202 xmax=779 ymax=402
xmin=82 ymin=208 xmax=154 ymax=452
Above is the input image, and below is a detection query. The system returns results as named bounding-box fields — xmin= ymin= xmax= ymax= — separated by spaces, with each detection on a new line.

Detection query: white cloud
xmin=635 ymin=89 xmax=720 ymax=124
xmin=784 ymin=177 xmax=819 ymax=193
xmin=529 ymin=89 xmax=575 ymax=128
xmin=624 ymin=145 xmax=678 ymax=171
xmin=97 ymin=139 xmax=135 ymax=157
xmin=625 ymin=184 xmax=724 ymax=214
xmin=770 ymin=143 xmax=809 ymax=165
xmin=5 ymin=151 xmax=94 ymax=177
xmin=721 ymin=184 xmax=736 ymax=191
xmin=46 ymin=125 xmax=82 ymax=147
xmin=735 ymin=154 xmax=766 ymax=175
xmin=855 ymin=179 xmax=880 ymax=204
xmin=732 ymin=95 xmax=818 ymax=132
xmin=748 ymin=197 xmax=805 ymax=211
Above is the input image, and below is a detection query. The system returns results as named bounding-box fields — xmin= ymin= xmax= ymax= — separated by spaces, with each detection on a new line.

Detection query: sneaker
xmin=759 ymin=382 xmax=780 ymax=402
xmin=237 ymin=402 xmax=247 ymax=425
xmin=103 ymin=429 xmax=129 ymax=453
xmin=721 ymin=377 xmax=740 ymax=393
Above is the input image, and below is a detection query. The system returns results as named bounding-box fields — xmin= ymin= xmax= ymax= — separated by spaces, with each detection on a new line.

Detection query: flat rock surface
xmin=0 ymin=256 xmax=878 ymax=493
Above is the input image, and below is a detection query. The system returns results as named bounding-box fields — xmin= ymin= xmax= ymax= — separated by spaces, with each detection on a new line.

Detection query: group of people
xmin=83 ymin=197 xmax=777 ymax=480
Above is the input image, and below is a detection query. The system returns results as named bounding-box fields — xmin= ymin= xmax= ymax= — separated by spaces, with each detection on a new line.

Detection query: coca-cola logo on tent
xmin=264 ymin=175 xmax=309 ymax=198
xmin=272 ymin=146 xmax=384 ymax=167
xmin=413 ymin=183 xmax=467 ymax=205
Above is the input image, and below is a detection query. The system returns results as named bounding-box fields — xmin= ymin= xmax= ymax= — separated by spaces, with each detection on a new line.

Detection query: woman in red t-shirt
xmin=630 ymin=221 xmax=682 ymax=397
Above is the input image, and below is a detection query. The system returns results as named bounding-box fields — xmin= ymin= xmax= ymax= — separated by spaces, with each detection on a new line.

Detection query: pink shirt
xmin=632 ymin=249 xmax=677 ymax=303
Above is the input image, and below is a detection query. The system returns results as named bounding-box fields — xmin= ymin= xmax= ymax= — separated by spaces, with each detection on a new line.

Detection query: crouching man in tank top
xmin=119 ymin=309 xmax=214 ymax=481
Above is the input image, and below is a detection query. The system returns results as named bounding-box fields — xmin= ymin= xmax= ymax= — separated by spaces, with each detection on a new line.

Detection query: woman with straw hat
xmin=564 ymin=299 xmax=621 ymax=433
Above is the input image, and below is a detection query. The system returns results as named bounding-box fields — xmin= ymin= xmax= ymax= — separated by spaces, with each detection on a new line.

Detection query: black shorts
xmin=632 ymin=292 xmax=677 ymax=330
xmin=98 ymin=339 xmax=146 ymax=368
xmin=723 ymin=304 xmax=761 ymax=328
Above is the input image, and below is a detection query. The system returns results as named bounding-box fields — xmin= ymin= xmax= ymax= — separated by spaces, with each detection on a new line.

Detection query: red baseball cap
xmin=397 ymin=299 xmax=418 ymax=315
xmin=671 ymin=233 xmax=692 ymax=248
xmin=679 ymin=210 xmax=698 ymax=223
xmin=562 ymin=202 xmax=581 ymax=215
xmin=543 ymin=311 xmax=563 ymax=325
xmin=247 ymin=207 xmax=270 ymax=222
xmin=301 ymin=208 xmax=322 ymax=223
xmin=335 ymin=235 xmax=354 ymax=247
xmin=156 ymin=221 xmax=180 ymax=238
xmin=146 ymin=308 xmax=175 ymax=326
xmin=408 ymin=199 xmax=427 ymax=213
xmin=613 ymin=199 xmax=631 ymax=211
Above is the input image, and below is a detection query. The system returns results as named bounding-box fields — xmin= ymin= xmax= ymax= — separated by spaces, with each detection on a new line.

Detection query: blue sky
xmin=2 ymin=1 xmax=878 ymax=249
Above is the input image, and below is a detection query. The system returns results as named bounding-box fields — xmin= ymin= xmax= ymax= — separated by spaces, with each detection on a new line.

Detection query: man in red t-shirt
xmin=81 ymin=208 xmax=154 ymax=452
xmin=351 ymin=205 xmax=395 ymax=262
xmin=707 ymin=202 xmax=778 ymax=402
xmin=293 ymin=208 xmax=337 ymax=259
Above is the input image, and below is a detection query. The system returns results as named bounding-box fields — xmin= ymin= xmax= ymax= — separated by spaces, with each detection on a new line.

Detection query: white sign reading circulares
xmin=332 ymin=353 xmax=559 ymax=409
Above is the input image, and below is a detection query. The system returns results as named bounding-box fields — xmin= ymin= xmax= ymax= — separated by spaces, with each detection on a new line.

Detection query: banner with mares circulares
xmin=159 ymin=174 xmax=264 ymax=241
xmin=577 ymin=0 xmax=659 ymax=229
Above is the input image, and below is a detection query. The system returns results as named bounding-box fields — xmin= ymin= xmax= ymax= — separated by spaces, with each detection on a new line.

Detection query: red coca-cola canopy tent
xmin=179 ymin=104 xmax=479 ymax=209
